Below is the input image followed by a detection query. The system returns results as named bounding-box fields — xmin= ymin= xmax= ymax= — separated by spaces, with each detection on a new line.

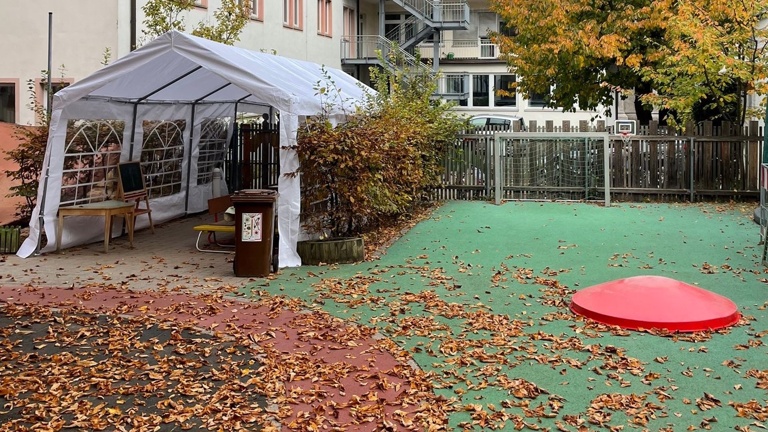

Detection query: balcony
xmin=416 ymin=38 xmax=501 ymax=60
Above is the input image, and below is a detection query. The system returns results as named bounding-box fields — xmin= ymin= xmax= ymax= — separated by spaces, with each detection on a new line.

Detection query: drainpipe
xmin=35 ymin=12 xmax=54 ymax=255
xmin=130 ymin=0 xmax=137 ymax=50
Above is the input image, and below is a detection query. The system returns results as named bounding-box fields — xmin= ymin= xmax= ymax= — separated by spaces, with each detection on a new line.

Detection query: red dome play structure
xmin=570 ymin=276 xmax=740 ymax=332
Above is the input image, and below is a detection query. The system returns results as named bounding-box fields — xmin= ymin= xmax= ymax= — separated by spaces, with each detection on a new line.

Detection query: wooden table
xmin=57 ymin=200 xmax=135 ymax=253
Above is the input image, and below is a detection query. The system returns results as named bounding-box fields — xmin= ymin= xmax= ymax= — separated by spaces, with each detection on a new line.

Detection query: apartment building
xmin=2 ymin=0 xmax=664 ymax=129
xmin=342 ymin=0 xmax=609 ymax=126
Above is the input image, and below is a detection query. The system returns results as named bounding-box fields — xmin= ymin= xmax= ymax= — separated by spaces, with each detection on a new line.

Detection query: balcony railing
xmin=341 ymin=36 xmax=469 ymax=100
xmin=415 ymin=38 xmax=501 ymax=60
xmin=341 ymin=35 xmax=431 ymax=74
xmin=385 ymin=15 xmax=435 ymax=50
xmin=394 ymin=0 xmax=469 ymax=27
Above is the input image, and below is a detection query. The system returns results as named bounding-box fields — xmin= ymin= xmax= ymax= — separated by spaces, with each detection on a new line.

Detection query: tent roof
xmin=53 ymin=30 xmax=373 ymax=115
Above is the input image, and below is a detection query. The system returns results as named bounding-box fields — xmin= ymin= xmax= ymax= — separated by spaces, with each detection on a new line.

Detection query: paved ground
xmin=3 ymin=201 xmax=768 ymax=431
xmin=1 ymin=215 xmax=430 ymax=431
xmin=1 ymin=215 xmax=246 ymax=290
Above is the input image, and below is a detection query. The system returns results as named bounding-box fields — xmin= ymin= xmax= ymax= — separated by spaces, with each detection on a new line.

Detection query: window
xmin=498 ymin=20 xmax=518 ymax=37
xmin=61 ymin=120 xmax=125 ymax=205
xmin=342 ymin=6 xmax=355 ymax=56
xmin=46 ymin=82 xmax=70 ymax=113
xmin=141 ymin=120 xmax=186 ymax=199
xmin=317 ymin=0 xmax=332 ymax=36
xmin=494 ymin=75 xmax=516 ymax=107
xmin=472 ymin=74 xmax=489 ymax=107
xmin=240 ymin=0 xmax=262 ymax=20
xmin=528 ymin=90 xmax=548 ymax=107
xmin=0 ymin=82 xmax=17 ymax=123
xmin=197 ymin=118 xmax=230 ymax=185
xmin=35 ymin=78 xmax=73 ymax=123
xmin=445 ymin=74 xmax=466 ymax=95
xmin=479 ymin=37 xmax=496 ymax=58
xmin=284 ymin=0 xmax=303 ymax=29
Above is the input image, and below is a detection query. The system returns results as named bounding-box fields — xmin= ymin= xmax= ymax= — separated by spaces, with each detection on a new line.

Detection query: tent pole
xmin=128 ymin=102 xmax=139 ymax=159
xmin=184 ymin=104 xmax=198 ymax=214
xmin=231 ymin=101 xmax=240 ymax=193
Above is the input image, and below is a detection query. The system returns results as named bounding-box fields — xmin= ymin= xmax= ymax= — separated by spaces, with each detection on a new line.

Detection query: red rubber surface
xmin=570 ymin=276 xmax=741 ymax=332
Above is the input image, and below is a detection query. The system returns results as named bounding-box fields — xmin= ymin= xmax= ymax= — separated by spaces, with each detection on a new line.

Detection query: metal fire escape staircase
xmin=341 ymin=0 xmax=470 ymax=99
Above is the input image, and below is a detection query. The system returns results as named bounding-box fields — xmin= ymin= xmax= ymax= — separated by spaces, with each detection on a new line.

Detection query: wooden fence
xmin=433 ymin=120 xmax=764 ymax=202
xmin=224 ymin=119 xmax=764 ymax=203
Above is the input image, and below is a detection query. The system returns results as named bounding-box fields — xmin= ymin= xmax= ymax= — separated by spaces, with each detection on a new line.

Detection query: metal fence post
xmin=689 ymin=137 xmax=695 ymax=202
xmin=494 ymin=134 xmax=502 ymax=204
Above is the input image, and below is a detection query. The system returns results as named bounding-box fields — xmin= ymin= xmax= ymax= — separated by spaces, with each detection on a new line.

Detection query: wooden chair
xmin=192 ymin=195 xmax=235 ymax=253
xmin=117 ymin=162 xmax=155 ymax=234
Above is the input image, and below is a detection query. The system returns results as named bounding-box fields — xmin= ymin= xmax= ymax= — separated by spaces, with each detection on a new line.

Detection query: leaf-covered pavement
xmin=0 ymin=285 xmax=447 ymax=431
xmin=0 ymin=305 xmax=265 ymax=431
xmin=250 ymin=201 xmax=768 ymax=431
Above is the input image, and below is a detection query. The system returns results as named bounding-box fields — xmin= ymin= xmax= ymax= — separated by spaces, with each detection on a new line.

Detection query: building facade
xmin=0 ymin=0 xmax=353 ymax=126
xmin=7 ymin=0 xmax=757 ymax=129
xmin=342 ymin=0 xmax=611 ymax=127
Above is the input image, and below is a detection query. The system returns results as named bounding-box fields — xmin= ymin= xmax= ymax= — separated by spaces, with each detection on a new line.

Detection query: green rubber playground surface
xmin=246 ymin=201 xmax=768 ymax=430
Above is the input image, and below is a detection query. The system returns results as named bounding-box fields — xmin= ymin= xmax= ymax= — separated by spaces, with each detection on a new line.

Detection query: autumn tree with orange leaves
xmin=489 ymin=0 xmax=768 ymax=128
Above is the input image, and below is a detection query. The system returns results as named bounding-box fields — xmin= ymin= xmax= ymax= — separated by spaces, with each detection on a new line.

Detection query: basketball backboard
xmin=615 ymin=120 xmax=636 ymax=135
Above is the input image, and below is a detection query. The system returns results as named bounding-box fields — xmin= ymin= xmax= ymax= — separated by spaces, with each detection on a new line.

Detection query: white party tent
xmin=17 ymin=30 xmax=374 ymax=267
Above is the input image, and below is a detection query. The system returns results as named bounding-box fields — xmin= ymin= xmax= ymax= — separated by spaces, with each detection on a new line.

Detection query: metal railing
xmin=385 ymin=15 xmax=425 ymax=43
xmin=416 ymin=38 xmax=500 ymax=60
xmin=385 ymin=15 xmax=436 ymax=50
xmin=340 ymin=35 xmax=432 ymax=74
xmin=392 ymin=0 xmax=469 ymax=25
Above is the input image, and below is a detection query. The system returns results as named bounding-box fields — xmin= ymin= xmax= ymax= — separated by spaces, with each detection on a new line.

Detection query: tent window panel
xmin=141 ymin=120 xmax=186 ymax=199
xmin=61 ymin=120 xmax=125 ymax=206
xmin=197 ymin=118 xmax=230 ymax=185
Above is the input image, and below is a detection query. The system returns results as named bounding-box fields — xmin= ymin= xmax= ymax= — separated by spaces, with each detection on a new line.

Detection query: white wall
xmin=132 ymin=0 xmax=345 ymax=67
xmin=1 ymin=0 xmax=350 ymax=125
xmin=0 ymin=0 xmax=121 ymax=125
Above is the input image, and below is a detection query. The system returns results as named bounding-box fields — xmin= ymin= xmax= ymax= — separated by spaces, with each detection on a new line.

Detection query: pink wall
xmin=0 ymin=122 xmax=25 ymax=225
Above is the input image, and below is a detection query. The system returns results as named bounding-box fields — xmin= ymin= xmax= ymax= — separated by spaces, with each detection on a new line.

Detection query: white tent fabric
xmin=17 ymin=30 xmax=374 ymax=268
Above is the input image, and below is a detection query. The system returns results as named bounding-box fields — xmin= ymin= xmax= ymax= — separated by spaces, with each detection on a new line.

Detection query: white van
xmin=469 ymin=115 xmax=526 ymax=132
